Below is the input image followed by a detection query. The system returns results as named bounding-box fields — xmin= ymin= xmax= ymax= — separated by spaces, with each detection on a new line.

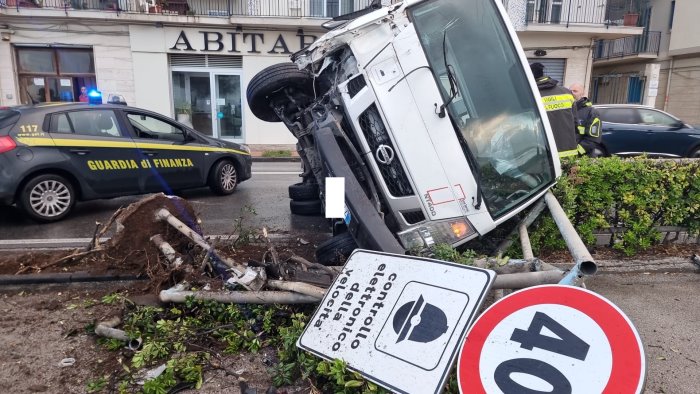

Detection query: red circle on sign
xmin=458 ymin=285 xmax=644 ymax=394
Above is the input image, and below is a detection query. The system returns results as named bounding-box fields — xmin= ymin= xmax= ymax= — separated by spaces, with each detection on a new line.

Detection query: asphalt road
xmin=0 ymin=161 xmax=329 ymax=242
xmin=587 ymin=272 xmax=700 ymax=393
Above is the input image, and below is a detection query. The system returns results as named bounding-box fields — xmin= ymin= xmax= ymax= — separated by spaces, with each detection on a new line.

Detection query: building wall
xmin=519 ymin=33 xmax=594 ymax=91
xmin=0 ymin=42 xmax=14 ymax=105
xmin=241 ymin=56 xmax=297 ymax=145
xmin=668 ymin=0 xmax=700 ymax=55
xmin=649 ymin=0 xmax=673 ymax=58
xmin=0 ymin=21 xmax=134 ymax=107
xmin=665 ymin=55 xmax=700 ymax=124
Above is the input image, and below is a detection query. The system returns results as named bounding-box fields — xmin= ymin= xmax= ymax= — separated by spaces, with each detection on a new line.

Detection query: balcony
xmin=0 ymin=0 xmax=373 ymax=18
xmin=593 ymin=31 xmax=661 ymax=65
xmin=503 ymin=0 xmax=647 ymax=37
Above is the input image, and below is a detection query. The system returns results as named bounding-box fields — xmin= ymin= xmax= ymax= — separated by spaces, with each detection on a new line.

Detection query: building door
xmin=170 ymin=54 xmax=244 ymax=142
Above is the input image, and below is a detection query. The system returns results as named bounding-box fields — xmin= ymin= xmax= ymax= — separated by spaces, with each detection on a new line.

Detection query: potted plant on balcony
xmin=175 ymin=103 xmax=193 ymax=127
xmin=623 ymin=0 xmax=640 ymax=26
xmin=148 ymin=0 xmax=163 ymax=13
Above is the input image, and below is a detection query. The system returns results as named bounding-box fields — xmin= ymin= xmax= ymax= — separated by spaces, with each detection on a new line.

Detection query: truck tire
xmin=315 ymin=232 xmax=357 ymax=265
xmin=19 ymin=174 xmax=75 ymax=222
xmin=288 ymin=182 xmax=319 ymax=201
xmin=208 ymin=160 xmax=238 ymax=195
xmin=290 ymin=199 xmax=323 ymax=216
xmin=246 ymin=63 xmax=314 ymax=122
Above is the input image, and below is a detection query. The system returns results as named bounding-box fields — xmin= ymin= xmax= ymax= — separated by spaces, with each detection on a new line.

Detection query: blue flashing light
xmin=87 ymin=89 xmax=103 ymax=104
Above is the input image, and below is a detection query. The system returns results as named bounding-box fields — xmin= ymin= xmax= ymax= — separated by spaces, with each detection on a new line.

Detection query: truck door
xmin=123 ymin=111 xmax=205 ymax=192
xmin=48 ymin=109 xmax=141 ymax=196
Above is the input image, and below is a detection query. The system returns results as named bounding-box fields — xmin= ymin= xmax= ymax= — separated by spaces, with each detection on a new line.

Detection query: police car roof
xmin=12 ymin=103 xmax=146 ymax=115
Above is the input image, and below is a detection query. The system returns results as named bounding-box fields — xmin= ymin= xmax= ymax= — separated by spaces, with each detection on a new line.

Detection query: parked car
xmin=247 ymin=0 xmax=563 ymax=262
xmin=595 ymin=104 xmax=700 ymax=158
xmin=0 ymin=103 xmax=252 ymax=222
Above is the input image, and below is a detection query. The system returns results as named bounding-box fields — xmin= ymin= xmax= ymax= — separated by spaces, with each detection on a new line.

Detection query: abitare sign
xmin=297 ymin=250 xmax=495 ymax=394
xmin=458 ymin=285 xmax=646 ymax=394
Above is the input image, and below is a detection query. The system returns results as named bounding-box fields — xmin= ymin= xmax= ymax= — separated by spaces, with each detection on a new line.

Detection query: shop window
xmin=18 ymin=49 xmax=56 ymax=74
xmin=16 ymin=47 xmax=96 ymax=105
xmin=310 ymin=0 xmax=354 ymax=17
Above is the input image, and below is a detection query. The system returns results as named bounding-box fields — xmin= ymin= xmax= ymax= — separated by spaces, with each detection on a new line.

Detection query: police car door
xmin=48 ymin=109 xmax=141 ymax=195
xmin=124 ymin=111 xmax=202 ymax=192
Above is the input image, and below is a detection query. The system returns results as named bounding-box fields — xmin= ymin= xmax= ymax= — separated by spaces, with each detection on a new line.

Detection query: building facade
xmin=1 ymin=0 xmax=644 ymax=147
xmin=592 ymin=0 xmax=700 ymax=124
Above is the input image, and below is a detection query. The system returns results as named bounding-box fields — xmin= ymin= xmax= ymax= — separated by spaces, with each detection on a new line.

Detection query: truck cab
xmin=247 ymin=0 xmax=561 ymax=257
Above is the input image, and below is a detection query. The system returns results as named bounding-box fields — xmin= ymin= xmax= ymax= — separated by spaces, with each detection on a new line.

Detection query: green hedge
xmin=527 ymin=157 xmax=700 ymax=256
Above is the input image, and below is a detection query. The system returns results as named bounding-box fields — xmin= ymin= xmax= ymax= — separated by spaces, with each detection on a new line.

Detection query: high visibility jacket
xmin=536 ymin=77 xmax=584 ymax=157
xmin=574 ymin=97 xmax=602 ymax=144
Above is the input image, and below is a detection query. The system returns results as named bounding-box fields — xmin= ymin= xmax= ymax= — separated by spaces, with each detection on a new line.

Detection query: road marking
xmin=252 ymin=171 xmax=301 ymax=175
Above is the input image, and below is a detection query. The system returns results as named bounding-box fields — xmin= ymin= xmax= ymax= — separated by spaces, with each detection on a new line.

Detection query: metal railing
xmin=523 ymin=0 xmax=648 ymax=27
xmin=1 ymin=0 xmax=375 ymax=18
xmin=593 ymin=31 xmax=661 ymax=61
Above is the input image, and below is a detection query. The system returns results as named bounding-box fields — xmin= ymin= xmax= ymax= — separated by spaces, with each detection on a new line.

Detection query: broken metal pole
xmin=159 ymin=290 xmax=321 ymax=304
xmin=155 ymin=208 xmax=239 ymax=277
xmin=494 ymin=198 xmax=546 ymax=257
xmin=150 ymin=234 xmax=183 ymax=269
xmin=492 ymin=270 xmax=566 ymax=289
xmin=519 ymin=222 xmax=535 ymax=260
xmin=95 ymin=317 xmax=142 ymax=350
xmin=543 ymin=191 xmax=598 ymax=285
xmin=267 ymin=280 xmax=327 ymax=298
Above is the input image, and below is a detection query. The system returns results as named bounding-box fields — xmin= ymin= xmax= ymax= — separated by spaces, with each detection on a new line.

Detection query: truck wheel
xmin=19 ymin=174 xmax=75 ymax=222
xmin=209 ymin=160 xmax=238 ymax=195
xmin=290 ymin=199 xmax=323 ymax=215
xmin=315 ymin=232 xmax=357 ymax=265
xmin=246 ymin=63 xmax=314 ymax=122
xmin=288 ymin=182 xmax=319 ymax=201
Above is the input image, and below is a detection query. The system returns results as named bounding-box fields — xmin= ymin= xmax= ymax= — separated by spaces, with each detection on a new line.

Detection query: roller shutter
xmin=528 ymin=58 xmax=566 ymax=85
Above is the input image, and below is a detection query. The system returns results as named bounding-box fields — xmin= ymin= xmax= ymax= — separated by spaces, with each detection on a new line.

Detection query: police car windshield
xmin=410 ymin=0 xmax=555 ymax=218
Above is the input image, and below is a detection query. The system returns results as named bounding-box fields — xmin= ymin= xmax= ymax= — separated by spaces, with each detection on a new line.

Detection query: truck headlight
xmin=397 ymin=218 xmax=476 ymax=250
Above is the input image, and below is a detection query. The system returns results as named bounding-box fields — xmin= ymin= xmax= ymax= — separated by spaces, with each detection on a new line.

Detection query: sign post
xmin=297 ymin=250 xmax=495 ymax=394
xmin=458 ymin=285 xmax=646 ymax=394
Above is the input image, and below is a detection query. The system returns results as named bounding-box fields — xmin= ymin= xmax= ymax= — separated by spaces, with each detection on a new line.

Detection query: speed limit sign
xmin=458 ymin=285 xmax=645 ymax=393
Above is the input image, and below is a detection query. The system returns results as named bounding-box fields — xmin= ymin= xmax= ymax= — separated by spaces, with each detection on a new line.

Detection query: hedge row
xmin=527 ymin=157 xmax=700 ymax=256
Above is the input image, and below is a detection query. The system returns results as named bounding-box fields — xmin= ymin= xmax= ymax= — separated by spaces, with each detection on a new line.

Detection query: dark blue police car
xmin=0 ymin=102 xmax=252 ymax=222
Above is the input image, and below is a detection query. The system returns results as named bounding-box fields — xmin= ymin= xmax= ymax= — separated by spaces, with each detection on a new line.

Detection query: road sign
xmin=458 ymin=285 xmax=645 ymax=394
xmin=297 ymin=249 xmax=495 ymax=394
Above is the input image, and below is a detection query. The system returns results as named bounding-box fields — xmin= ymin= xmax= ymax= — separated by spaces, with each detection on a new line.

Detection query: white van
xmin=247 ymin=0 xmax=561 ymax=262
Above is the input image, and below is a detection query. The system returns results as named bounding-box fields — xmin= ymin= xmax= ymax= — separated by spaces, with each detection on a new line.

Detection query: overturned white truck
xmin=247 ymin=0 xmax=567 ymax=263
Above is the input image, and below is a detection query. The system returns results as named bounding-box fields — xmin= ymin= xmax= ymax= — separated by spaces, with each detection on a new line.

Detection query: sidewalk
xmin=248 ymin=144 xmax=300 ymax=162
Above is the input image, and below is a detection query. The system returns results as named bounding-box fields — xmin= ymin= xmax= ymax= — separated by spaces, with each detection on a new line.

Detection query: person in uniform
xmin=530 ymin=63 xmax=584 ymax=158
xmin=569 ymin=83 xmax=604 ymax=157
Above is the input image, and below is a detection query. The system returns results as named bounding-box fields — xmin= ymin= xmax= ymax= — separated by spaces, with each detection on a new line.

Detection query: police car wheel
xmin=20 ymin=174 xmax=75 ymax=222
xmin=209 ymin=160 xmax=238 ymax=195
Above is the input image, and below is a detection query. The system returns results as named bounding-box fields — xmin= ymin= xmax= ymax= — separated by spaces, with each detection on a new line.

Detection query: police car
xmin=0 ymin=101 xmax=252 ymax=222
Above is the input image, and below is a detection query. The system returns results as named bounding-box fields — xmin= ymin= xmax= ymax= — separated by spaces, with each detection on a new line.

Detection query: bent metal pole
xmin=543 ymin=191 xmax=598 ymax=285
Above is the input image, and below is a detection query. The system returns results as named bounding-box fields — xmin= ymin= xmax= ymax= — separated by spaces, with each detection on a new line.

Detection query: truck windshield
xmin=410 ymin=0 xmax=555 ymax=218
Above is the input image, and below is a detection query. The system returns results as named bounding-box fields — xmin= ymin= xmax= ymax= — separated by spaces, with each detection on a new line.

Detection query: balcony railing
xmin=523 ymin=0 xmax=648 ymax=27
xmin=0 ymin=0 xmax=374 ymax=18
xmin=593 ymin=31 xmax=661 ymax=61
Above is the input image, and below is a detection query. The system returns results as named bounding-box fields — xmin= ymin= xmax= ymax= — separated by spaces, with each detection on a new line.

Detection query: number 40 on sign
xmin=458 ymin=285 xmax=645 ymax=394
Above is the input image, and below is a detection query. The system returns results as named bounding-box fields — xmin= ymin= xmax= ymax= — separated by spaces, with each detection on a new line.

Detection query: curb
xmin=547 ymin=257 xmax=700 ymax=274
xmin=252 ymin=157 xmax=301 ymax=162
